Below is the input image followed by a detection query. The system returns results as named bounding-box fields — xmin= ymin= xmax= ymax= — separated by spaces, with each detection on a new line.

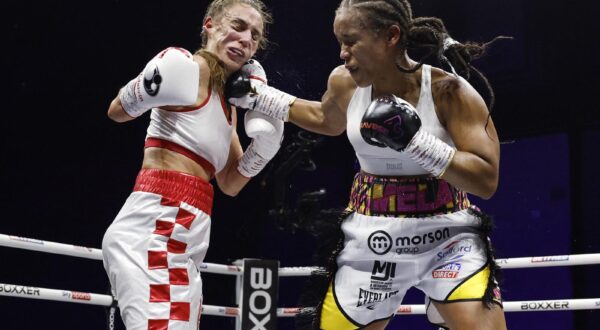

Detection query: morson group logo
xmin=368 ymin=228 xmax=451 ymax=255
xmin=368 ymin=231 xmax=393 ymax=255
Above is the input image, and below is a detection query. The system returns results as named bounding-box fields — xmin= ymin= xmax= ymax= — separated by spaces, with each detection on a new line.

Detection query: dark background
xmin=3 ymin=0 xmax=600 ymax=329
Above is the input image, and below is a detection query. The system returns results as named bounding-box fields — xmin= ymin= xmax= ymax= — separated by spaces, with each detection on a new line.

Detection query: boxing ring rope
xmin=1 ymin=281 xmax=599 ymax=316
xmin=2 ymin=233 xmax=600 ymax=323
xmin=3 ymin=233 xmax=600 ymax=273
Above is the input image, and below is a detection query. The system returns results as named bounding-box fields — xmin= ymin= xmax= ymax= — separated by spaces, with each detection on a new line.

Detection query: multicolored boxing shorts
xmin=318 ymin=172 xmax=501 ymax=329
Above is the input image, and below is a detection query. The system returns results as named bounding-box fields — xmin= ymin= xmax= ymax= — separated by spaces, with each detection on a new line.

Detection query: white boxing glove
xmin=228 ymin=59 xmax=296 ymax=122
xmin=237 ymin=111 xmax=284 ymax=178
xmin=245 ymin=108 xmax=279 ymax=138
xmin=241 ymin=59 xmax=268 ymax=85
xmin=119 ymin=47 xmax=199 ymax=118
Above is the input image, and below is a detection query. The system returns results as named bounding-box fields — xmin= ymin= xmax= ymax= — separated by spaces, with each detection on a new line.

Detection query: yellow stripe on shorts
xmin=448 ymin=265 xmax=490 ymax=301
xmin=320 ymin=283 xmax=359 ymax=330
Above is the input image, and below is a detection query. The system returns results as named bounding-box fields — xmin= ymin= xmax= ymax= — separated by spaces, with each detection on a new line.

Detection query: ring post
xmin=239 ymin=259 xmax=279 ymax=330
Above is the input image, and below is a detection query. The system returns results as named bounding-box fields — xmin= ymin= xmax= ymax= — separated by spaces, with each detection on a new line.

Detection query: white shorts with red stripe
xmin=102 ymin=169 xmax=213 ymax=330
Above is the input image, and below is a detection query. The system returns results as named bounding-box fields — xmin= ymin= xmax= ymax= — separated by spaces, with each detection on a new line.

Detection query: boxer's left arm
xmin=216 ymin=110 xmax=284 ymax=196
xmin=435 ymin=77 xmax=500 ymax=199
xmin=215 ymin=112 xmax=250 ymax=197
xmin=107 ymin=47 xmax=201 ymax=122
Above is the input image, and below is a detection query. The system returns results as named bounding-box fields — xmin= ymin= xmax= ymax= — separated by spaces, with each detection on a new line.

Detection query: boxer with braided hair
xmin=230 ymin=0 xmax=508 ymax=329
xmin=101 ymin=1 xmax=285 ymax=329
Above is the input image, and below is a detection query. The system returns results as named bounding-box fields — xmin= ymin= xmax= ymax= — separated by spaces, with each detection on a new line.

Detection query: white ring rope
xmin=2 ymin=233 xmax=600 ymax=319
xmin=2 ymin=233 xmax=600 ymax=275
xmin=1 ymin=282 xmax=599 ymax=316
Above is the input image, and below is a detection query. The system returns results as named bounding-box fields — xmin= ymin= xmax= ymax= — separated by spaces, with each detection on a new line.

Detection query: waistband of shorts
xmin=347 ymin=171 xmax=470 ymax=217
xmin=133 ymin=168 xmax=214 ymax=215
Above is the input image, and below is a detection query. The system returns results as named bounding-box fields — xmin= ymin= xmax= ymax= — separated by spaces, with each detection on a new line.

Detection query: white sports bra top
xmin=145 ymin=88 xmax=233 ymax=175
xmin=346 ymin=65 xmax=455 ymax=176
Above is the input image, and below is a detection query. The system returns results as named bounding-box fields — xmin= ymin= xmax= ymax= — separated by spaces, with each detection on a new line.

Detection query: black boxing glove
xmin=225 ymin=70 xmax=252 ymax=100
xmin=227 ymin=59 xmax=296 ymax=121
xmin=360 ymin=95 xmax=456 ymax=177
xmin=360 ymin=95 xmax=421 ymax=152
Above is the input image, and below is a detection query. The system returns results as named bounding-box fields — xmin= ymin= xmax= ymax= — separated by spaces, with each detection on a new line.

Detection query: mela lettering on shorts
xmin=370 ymin=181 xmax=452 ymax=213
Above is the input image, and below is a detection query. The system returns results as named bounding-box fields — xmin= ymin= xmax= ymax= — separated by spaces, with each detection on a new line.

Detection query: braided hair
xmin=337 ymin=0 xmax=510 ymax=111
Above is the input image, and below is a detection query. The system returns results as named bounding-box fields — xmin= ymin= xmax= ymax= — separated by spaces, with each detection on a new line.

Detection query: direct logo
xmin=143 ymin=64 xmax=162 ymax=96
xmin=432 ymin=262 xmax=462 ymax=278
xmin=368 ymin=231 xmax=393 ymax=255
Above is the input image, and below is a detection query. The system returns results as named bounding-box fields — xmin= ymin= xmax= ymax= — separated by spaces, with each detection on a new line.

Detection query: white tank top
xmin=346 ymin=65 xmax=455 ymax=176
xmin=146 ymin=88 xmax=233 ymax=174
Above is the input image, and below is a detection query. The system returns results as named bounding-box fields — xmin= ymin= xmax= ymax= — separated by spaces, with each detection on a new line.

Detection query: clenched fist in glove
xmin=360 ymin=95 xmax=455 ymax=177
xmin=227 ymin=59 xmax=296 ymax=122
xmin=237 ymin=110 xmax=284 ymax=178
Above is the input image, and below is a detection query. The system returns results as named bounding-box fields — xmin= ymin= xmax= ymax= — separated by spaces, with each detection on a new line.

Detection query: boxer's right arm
xmin=107 ymin=47 xmax=200 ymax=122
xmin=288 ymin=66 xmax=353 ymax=136
xmin=227 ymin=63 xmax=351 ymax=136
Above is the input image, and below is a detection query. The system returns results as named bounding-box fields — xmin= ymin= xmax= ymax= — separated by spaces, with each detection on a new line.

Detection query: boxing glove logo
xmin=143 ymin=64 xmax=162 ymax=96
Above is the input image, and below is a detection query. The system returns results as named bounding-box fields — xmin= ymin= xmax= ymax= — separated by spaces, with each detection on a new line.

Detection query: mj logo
xmin=371 ymin=261 xmax=396 ymax=281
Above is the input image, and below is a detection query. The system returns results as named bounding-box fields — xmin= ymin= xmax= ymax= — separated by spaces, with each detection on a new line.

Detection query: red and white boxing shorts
xmin=102 ymin=169 xmax=213 ymax=330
